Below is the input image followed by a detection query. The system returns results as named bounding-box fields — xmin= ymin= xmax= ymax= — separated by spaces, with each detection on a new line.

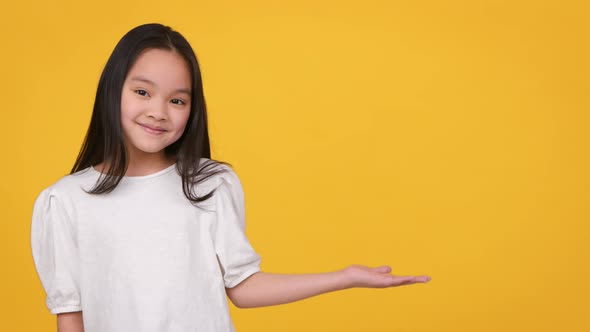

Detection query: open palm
xmin=343 ymin=264 xmax=431 ymax=288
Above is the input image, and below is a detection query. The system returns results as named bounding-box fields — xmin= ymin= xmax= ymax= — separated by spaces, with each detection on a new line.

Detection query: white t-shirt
xmin=30 ymin=159 xmax=262 ymax=332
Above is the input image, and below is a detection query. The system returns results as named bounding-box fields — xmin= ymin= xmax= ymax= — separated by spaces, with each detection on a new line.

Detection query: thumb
xmin=373 ymin=265 xmax=392 ymax=273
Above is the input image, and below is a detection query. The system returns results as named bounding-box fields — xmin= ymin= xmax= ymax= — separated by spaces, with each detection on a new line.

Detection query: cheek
xmin=119 ymin=108 xmax=135 ymax=133
xmin=120 ymin=91 xmax=140 ymax=121
xmin=119 ymin=98 xmax=141 ymax=136
xmin=168 ymin=112 xmax=190 ymax=141
xmin=173 ymin=111 xmax=191 ymax=132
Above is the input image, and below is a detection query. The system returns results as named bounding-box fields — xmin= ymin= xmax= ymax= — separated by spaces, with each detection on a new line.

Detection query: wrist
xmin=335 ymin=266 xmax=356 ymax=290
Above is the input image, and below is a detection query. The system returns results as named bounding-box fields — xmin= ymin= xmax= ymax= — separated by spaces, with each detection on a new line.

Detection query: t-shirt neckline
xmin=89 ymin=163 xmax=177 ymax=180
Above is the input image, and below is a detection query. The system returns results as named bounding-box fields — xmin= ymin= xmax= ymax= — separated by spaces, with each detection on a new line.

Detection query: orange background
xmin=1 ymin=0 xmax=588 ymax=331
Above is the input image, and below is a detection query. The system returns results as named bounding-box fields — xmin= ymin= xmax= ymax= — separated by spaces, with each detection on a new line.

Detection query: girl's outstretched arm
xmin=225 ymin=264 xmax=431 ymax=308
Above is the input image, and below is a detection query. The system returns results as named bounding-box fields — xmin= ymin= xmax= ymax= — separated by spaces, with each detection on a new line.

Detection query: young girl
xmin=30 ymin=23 xmax=431 ymax=332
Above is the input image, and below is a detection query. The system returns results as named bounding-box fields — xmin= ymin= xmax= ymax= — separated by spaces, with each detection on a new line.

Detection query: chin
xmin=131 ymin=144 xmax=169 ymax=154
xmin=141 ymin=147 xmax=168 ymax=154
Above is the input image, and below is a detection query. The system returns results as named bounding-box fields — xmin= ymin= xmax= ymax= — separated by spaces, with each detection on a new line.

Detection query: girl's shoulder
xmin=197 ymin=158 xmax=239 ymax=183
xmin=191 ymin=158 xmax=244 ymax=200
xmin=212 ymin=161 xmax=244 ymax=186
xmin=33 ymin=166 xmax=96 ymax=211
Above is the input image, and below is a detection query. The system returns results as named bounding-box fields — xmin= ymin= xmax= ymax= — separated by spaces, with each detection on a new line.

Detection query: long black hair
xmin=70 ymin=23 xmax=231 ymax=205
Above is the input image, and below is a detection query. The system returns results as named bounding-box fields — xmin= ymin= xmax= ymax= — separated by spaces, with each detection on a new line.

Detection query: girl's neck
xmin=94 ymin=155 xmax=177 ymax=177
xmin=125 ymin=156 xmax=177 ymax=176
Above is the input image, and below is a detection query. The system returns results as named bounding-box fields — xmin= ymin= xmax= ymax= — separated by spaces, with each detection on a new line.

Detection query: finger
xmin=392 ymin=275 xmax=431 ymax=286
xmin=373 ymin=265 xmax=391 ymax=273
xmin=392 ymin=274 xmax=431 ymax=282
xmin=379 ymin=275 xmax=422 ymax=288
xmin=391 ymin=276 xmax=419 ymax=286
xmin=416 ymin=275 xmax=431 ymax=283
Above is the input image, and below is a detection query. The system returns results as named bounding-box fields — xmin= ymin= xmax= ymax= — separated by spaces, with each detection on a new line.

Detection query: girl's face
xmin=120 ymin=48 xmax=192 ymax=162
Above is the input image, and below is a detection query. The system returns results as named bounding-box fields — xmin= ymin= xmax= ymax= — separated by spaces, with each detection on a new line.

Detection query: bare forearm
xmin=57 ymin=312 xmax=84 ymax=332
xmin=226 ymin=265 xmax=431 ymax=309
xmin=226 ymin=270 xmax=350 ymax=308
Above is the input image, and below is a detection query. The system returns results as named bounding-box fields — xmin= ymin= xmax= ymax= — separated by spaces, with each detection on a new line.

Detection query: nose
xmin=146 ymin=99 xmax=168 ymax=120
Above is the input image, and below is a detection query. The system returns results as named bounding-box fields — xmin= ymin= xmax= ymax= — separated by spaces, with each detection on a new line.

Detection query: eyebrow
xmin=130 ymin=76 xmax=191 ymax=97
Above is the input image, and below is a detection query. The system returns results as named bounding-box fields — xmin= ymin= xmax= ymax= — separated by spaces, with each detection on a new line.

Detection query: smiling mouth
xmin=139 ymin=123 xmax=167 ymax=134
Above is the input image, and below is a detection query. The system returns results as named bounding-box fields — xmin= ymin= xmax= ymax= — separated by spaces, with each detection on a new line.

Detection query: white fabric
xmin=30 ymin=159 xmax=261 ymax=331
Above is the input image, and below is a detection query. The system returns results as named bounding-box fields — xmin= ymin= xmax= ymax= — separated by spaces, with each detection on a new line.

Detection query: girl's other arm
xmin=57 ymin=312 xmax=84 ymax=332
xmin=226 ymin=264 xmax=431 ymax=308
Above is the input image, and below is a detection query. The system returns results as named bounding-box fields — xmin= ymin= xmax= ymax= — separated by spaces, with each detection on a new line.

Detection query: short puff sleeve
xmin=30 ymin=188 xmax=82 ymax=314
xmin=212 ymin=167 xmax=262 ymax=288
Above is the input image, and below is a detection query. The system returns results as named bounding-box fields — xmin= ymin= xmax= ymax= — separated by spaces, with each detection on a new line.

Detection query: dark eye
xmin=135 ymin=89 xmax=149 ymax=97
xmin=171 ymin=99 xmax=186 ymax=105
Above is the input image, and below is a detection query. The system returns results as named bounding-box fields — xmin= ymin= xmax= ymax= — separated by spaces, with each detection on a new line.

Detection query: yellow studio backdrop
xmin=0 ymin=0 xmax=588 ymax=331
